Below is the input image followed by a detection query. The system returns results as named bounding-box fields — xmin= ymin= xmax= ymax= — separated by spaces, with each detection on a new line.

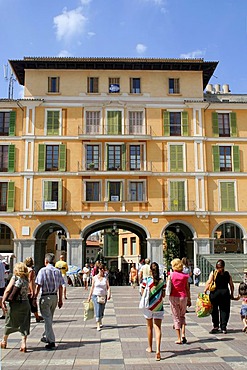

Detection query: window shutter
xmin=230 ymin=112 xmax=237 ymax=137
xmin=7 ymin=181 xmax=15 ymax=212
xmin=170 ymin=145 xmax=183 ymax=172
xmin=58 ymin=181 xmax=62 ymax=211
xmin=44 ymin=181 xmax=52 ymax=201
xmin=233 ymin=146 xmax=240 ymax=172
xmin=107 ymin=111 xmax=121 ymax=134
xmin=8 ymin=144 xmax=15 ymax=172
xmin=106 ymin=144 xmax=109 ymax=170
xmin=212 ymin=146 xmax=220 ymax=172
xmin=9 ymin=111 xmax=16 ymax=136
xmin=212 ymin=112 xmax=219 ymax=137
xmin=163 ymin=111 xmax=170 ymax=136
xmin=182 ymin=112 xmax=188 ymax=136
xmin=59 ymin=144 xmax=66 ymax=171
xmin=47 ymin=111 xmax=60 ymax=135
xmin=221 ymin=182 xmax=235 ymax=211
xmin=178 ymin=182 xmax=185 ymax=211
xmin=120 ymin=182 xmax=122 ymax=201
xmin=38 ymin=144 xmax=46 ymax=171
xmin=122 ymin=144 xmax=126 ymax=170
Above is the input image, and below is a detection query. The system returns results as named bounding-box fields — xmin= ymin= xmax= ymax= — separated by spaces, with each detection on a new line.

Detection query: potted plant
xmin=88 ymin=162 xmax=95 ymax=170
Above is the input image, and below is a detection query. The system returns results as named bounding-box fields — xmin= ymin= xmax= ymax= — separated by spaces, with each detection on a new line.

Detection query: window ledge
xmin=46 ymin=92 xmax=61 ymax=95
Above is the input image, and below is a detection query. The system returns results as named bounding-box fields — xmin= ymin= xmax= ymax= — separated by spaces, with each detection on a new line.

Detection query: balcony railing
xmin=78 ymin=161 xmax=154 ymax=172
xmin=164 ymin=201 xmax=197 ymax=212
xmin=78 ymin=124 xmax=152 ymax=136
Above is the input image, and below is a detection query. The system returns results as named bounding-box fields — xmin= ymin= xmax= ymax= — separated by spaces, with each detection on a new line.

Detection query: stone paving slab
xmin=0 ymin=284 xmax=246 ymax=369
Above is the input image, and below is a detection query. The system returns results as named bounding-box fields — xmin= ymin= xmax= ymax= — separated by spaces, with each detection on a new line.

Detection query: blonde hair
xmin=24 ymin=257 xmax=34 ymax=268
xmin=14 ymin=262 xmax=29 ymax=279
xmin=171 ymin=258 xmax=183 ymax=272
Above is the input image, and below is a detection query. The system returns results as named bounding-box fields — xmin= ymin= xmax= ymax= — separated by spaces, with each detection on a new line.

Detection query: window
xmin=169 ymin=145 xmax=184 ymax=172
xmin=163 ymin=111 xmax=188 ymax=136
xmin=129 ymin=145 xmax=141 ymax=170
xmin=43 ymin=180 xmax=62 ymax=211
xmin=220 ymin=181 xmax=235 ymax=211
xmin=169 ymin=78 xmax=180 ymax=94
xmin=38 ymin=144 xmax=66 ymax=172
xmin=131 ymin=237 xmax=137 ymax=255
xmin=129 ymin=181 xmax=145 ymax=201
xmin=87 ymin=77 xmax=99 ymax=93
xmin=109 ymin=78 xmax=120 ymax=93
xmin=107 ymin=111 xmax=122 ymax=134
xmin=46 ymin=110 xmax=61 ymax=135
xmin=0 ymin=182 xmax=14 ymax=212
xmin=169 ymin=181 xmax=185 ymax=211
xmin=212 ymin=145 xmax=240 ymax=172
xmin=85 ymin=111 xmax=101 ymax=134
xmin=86 ymin=145 xmax=99 ymax=170
xmin=130 ymin=78 xmax=141 ymax=93
xmin=128 ymin=111 xmax=144 ymax=134
xmin=0 ymin=145 xmax=15 ymax=173
xmin=122 ymin=238 xmax=128 ymax=255
xmin=212 ymin=112 xmax=237 ymax=137
xmin=85 ymin=182 xmax=100 ymax=201
xmin=48 ymin=77 xmax=60 ymax=93
xmin=107 ymin=181 xmax=122 ymax=201
xmin=0 ymin=224 xmax=11 ymax=242
xmin=0 ymin=111 xmax=16 ymax=136
xmin=107 ymin=145 xmax=126 ymax=170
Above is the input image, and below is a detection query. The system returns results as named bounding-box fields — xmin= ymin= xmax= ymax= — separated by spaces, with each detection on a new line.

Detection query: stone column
xmin=242 ymin=238 xmax=247 ymax=254
xmin=13 ymin=239 xmax=35 ymax=263
xmin=146 ymin=238 xmax=163 ymax=266
xmin=66 ymin=238 xmax=83 ymax=268
xmin=193 ymin=237 xmax=211 ymax=267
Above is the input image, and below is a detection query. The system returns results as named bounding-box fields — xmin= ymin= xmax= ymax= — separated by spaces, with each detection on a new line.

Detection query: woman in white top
xmin=87 ymin=263 xmax=111 ymax=331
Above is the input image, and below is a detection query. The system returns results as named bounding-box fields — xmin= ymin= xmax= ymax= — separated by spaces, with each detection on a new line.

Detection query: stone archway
xmin=213 ymin=221 xmax=245 ymax=254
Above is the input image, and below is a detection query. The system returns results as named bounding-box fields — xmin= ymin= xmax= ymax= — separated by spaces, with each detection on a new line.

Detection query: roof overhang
xmin=9 ymin=57 xmax=218 ymax=89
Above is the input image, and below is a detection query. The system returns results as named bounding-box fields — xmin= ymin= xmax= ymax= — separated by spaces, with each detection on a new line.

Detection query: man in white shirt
xmin=139 ymin=258 xmax=151 ymax=283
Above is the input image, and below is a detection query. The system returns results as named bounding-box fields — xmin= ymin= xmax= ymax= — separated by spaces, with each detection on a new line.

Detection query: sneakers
xmin=41 ymin=337 xmax=47 ymax=343
xmin=209 ymin=328 xmax=219 ymax=334
xmin=45 ymin=342 xmax=56 ymax=350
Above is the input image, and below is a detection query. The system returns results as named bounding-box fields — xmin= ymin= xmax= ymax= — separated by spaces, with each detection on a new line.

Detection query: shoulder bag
xmin=209 ymin=270 xmax=218 ymax=292
xmin=5 ymin=277 xmax=22 ymax=302
xmin=97 ymin=295 xmax=106 ymax=304
xmin=139 ymin=281 xmax=150 ymax=309
xmin=165 ymin=273 xmax=172 ymax=296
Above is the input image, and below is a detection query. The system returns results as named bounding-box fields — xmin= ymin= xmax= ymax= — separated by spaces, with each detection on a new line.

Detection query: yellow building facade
xmin=0 ymin=57 xmax=246 ymax=273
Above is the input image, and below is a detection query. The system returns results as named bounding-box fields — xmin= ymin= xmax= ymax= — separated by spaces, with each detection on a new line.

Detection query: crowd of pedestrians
xmin=0 ymin=254 xmax=246 ymax=362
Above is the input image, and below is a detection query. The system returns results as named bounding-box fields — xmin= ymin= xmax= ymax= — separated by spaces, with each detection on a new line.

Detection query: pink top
xmin=170 ymin=271 xmax=189 ymax=298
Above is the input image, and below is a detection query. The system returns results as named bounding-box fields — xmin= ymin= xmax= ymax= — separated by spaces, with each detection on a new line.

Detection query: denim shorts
xmin=240 ymin=304 xmax=247 ymax=317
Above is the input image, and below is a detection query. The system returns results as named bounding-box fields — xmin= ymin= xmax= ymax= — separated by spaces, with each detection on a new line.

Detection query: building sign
xmin=109 ymin=84 xmax=120 ymax=93
xmin=111 ymin=196 xmax=119 ymax=201
xmin=43 ymin=201 xmax=57 ymax=210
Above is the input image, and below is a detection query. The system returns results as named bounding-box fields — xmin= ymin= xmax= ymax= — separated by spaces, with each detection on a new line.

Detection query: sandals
xmin=20 ymin=346 xmax=27 ymax=352
xmin=182 ymin=337 xmax=187 ymax=344
xmin=0 ymin=341 xmax=7 ymax=349
xmin=155 ymin=352 xmax=161 ymax=361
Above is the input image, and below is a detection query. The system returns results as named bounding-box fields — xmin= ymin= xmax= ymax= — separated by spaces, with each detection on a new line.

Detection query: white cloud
xmin=57 ymin=50 xmax=73 ymax=57
xmin=87 ymin=31 xmax=96 ymax=38
xmin=53 ymin=7 xmax=87 ymax=42
xmin=80 ymin=0 xmax=92 ymax=4
xmin=136 ymin=43 xmax=147 ymax=54
xmin=180 ymin=50 xmax=206 ymax=59
xmin=140 ymin=0 xmax=165 ymax=6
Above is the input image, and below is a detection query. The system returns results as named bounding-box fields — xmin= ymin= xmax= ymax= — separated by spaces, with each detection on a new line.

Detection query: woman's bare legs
xmin=175 ymin=328 xmax=182 ymax=343
xmin=146 ymin=318 xmax=153 ymax=352
xmin=154 ymin=318 xmax=162 ymax=356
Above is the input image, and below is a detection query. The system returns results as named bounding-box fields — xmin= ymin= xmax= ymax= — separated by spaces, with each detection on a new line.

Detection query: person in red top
xmin=167 ymin=258 xmax=191 ymax=344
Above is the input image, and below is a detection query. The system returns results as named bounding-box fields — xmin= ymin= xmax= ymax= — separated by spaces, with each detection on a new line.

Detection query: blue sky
xmin=0 ymin=0 xmax=246 ymax=98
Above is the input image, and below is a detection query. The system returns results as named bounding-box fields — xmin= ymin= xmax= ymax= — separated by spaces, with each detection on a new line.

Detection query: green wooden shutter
xmin=170 ymin=181 xmax=185 ymax=211
xmin=177 ymin=181 xmax=185 ymax=211
xmin=212 ymin=112 xmax=219 ymax=137
xmin=230 ymin=112 xmax=237 ymax=137
xmin=38 ymin=144 xmax=46 ymax=171
xmin=107 ymin=182 xmax=110 ymax=200
xmin=122 ymin=144 xmax=126 ymax=170
xmin=9 ymin=111 xmax=16 ymax=136
xmin=47 ymin=111 xmax=60 ymax=135
xmin=212 ymin=146 xmax=220 ymax=172
xmin=221 ymin=182 xmax=235 ymax=211
xmin=58 ymin=181 xmax=62 ymax=211
xmin=59 ymin=144 xmax=66 ymax=171
xmin=170 ymin=145 xmax=183 ymax=172
xmin=120 ymin=182 xmax=122 ymax=201
xmin=44 ymin=181 xmax=52 ymax=201
xmin=106 ymin=144 xmax=109 ymax=170
xmin=182 ymin=112 xmax=188 ymax=136
xmin=163 ymin=111 xmax=170 ymax=136
xmin=7 ymin=181 xmax=15 ymax=212
xmin=8 ymin=144 xmax=15 ymax=172
xmin=107 ymin=111 xmax=121 ymax=134
xmin=233 ymin=146 xmax=240 ymax=172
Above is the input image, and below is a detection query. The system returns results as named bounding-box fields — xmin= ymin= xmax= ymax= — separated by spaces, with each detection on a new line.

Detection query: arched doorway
xmin=163 ymin=223 xmax=194 ymax=268
xmin=214 ymin=222 xmax=243 ymax=254
xmin=0 ymin=223 xmax=15 ymax=271
xmin=34 ymin=222 xmax=67 ymax=271
xmin=81 ymin=219 xmax=149 ymax=276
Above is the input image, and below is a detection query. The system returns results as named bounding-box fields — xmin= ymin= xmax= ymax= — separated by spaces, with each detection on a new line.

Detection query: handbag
xmin=97 ymin=295 xmax=106 ymax=304
xmin=165 ymin=274 xmax=172 ymax=296
xmin=139 ymin=283 xmax=150 ymax=309
xmin=83 ymin=300 xmax=94 ymax=321
xmin=209 ymin=270 xmax=218 ymax=292
xmin=195 ymin=293 xmax=213 ymax=318
xmin=5 ymin=285 xmax=22 ymax=302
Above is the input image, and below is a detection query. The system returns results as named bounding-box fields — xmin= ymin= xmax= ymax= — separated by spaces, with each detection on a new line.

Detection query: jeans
xmin=39 ymin=295 xmax=58 ymax=343
xmin=92 ymin=294 xmax=106 ymax=322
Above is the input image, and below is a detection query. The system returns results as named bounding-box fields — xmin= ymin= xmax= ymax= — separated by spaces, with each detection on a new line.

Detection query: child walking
xmin=235 ymin=281 xmax=247 ymax=333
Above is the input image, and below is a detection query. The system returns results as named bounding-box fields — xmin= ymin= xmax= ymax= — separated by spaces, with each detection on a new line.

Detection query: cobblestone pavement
xmin=0 ymin=284 xmax=246 ymax=369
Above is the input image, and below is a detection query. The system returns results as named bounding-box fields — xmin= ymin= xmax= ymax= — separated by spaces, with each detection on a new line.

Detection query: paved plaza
xmin=0 ymin=284 xmax=246 ymax=369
